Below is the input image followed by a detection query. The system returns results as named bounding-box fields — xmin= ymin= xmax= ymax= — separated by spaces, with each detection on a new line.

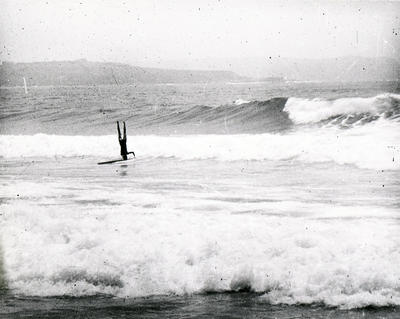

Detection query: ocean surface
xmin=0 ymin=81 xmax=400 ymax=318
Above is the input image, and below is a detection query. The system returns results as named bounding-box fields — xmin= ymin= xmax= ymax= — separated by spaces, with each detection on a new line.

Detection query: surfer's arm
xmin=128 ymin=151 xmax=135 ymax=157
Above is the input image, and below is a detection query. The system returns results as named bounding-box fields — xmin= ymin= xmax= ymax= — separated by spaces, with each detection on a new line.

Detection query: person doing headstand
xmin=117 ymin=121 xmax=135 ymax=160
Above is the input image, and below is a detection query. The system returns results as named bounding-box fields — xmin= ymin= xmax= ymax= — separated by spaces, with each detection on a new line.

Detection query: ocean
xmin=0 ymin=81 xmax=399 ymax=318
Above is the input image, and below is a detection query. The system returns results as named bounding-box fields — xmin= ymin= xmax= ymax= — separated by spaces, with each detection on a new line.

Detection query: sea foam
xmin=2 ymin=197 xmax=399 ymax=309
xmin=284 ymin=93 xmax=400 ymax=124
xmin=0 ymin=117 xmax=399 ymax=170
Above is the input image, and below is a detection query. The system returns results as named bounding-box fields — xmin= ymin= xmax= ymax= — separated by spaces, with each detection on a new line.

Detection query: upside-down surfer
xmin=117 ymin=121 xmax=135 ymax=160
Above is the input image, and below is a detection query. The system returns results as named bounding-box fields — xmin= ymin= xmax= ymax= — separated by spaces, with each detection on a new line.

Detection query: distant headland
xmin=0 ymin=57 xmax=398 ymax=87
xmin=0 ymin=59 xmax=246 ymax=87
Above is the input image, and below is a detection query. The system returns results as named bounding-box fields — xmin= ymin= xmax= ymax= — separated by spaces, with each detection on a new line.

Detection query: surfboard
xmin=97 ymin=158 xmax=134 ymax=165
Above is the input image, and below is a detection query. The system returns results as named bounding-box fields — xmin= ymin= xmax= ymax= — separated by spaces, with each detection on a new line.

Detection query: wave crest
xmin=283 ymin=93 xmax=400 ymax=125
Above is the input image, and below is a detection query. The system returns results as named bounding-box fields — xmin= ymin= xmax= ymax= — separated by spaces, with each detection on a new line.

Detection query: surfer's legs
xmin=122 ymin=154 xmax=128 ymax=160
xmin=117 ymin=121 xmax=122 ymax=140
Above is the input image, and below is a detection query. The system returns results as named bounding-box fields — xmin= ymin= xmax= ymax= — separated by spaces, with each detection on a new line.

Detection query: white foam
xmin=1 ymin=118 xmax=399 ymax=170
xmin=2 ymin=199 xmax=399 ymax=308
xmin=234 ymin=98 xmax=251 ymax=105
xmin=284 ymin=93 xmax=400 ymax=124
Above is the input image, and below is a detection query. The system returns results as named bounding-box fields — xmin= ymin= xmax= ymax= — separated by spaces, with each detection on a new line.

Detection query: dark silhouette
xmin=117 ymin=121 xmax=135 ymax=160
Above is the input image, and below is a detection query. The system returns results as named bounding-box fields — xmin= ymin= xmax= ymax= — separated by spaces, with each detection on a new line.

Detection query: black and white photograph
xmin=0 ymin=0 xmax=399 ymax=318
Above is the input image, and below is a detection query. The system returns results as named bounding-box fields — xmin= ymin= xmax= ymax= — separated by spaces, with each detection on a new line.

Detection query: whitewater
xmin=1 ymin=81 xmax=400 ymax=317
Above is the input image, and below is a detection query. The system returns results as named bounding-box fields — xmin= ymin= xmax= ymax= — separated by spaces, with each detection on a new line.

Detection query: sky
xmin=0 ymin=0 xmax=399 ymax=70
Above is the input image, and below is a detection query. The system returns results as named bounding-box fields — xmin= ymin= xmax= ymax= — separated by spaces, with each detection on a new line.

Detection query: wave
xmin=284 ymin=93 xmax=400 ymax=125
xmin=1 ymin=93 xmax=399 ymax=169
xmin=143 ymin=97 xmax=292 ymax=134
xmin=140 ymin=93 xmax=400 ymax=132
xmin=1 ymin=93 xmax=399 ymax=135
xmin=0 ymin=116 xmax=399 ymax=170
xmin=2 ymin=201 xmax=399 ymax=308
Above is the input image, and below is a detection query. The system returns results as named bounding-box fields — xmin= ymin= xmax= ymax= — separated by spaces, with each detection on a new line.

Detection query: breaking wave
xmin=0 ymin=93 xmax=399 ymax=168
xmin=1 ymin=116 xmax=399 ymax=170
xmin=2 ymin=203 xmax=399 ymax=309
xmin=135 ymin=93 xmax=400 ymax=132
xmin=2 ymin=93 xmax=399 ymax=135
xmin=284 ymin=93 xmax=400 ymax=125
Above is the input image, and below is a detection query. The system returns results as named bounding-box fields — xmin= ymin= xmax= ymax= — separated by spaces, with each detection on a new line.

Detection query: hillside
xmin=0 ymin=60 xmax=246 ymax=86
xmin=1 ymin=57 xmax=398 ymax=86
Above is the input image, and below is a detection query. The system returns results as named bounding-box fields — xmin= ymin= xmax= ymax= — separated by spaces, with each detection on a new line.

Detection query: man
xmin=117 ymin=121 xmax=135 ymax=160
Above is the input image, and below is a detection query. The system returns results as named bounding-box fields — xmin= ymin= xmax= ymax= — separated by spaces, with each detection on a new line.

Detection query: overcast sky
xmin=1 ymin=0 xmax=399 ymax=69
